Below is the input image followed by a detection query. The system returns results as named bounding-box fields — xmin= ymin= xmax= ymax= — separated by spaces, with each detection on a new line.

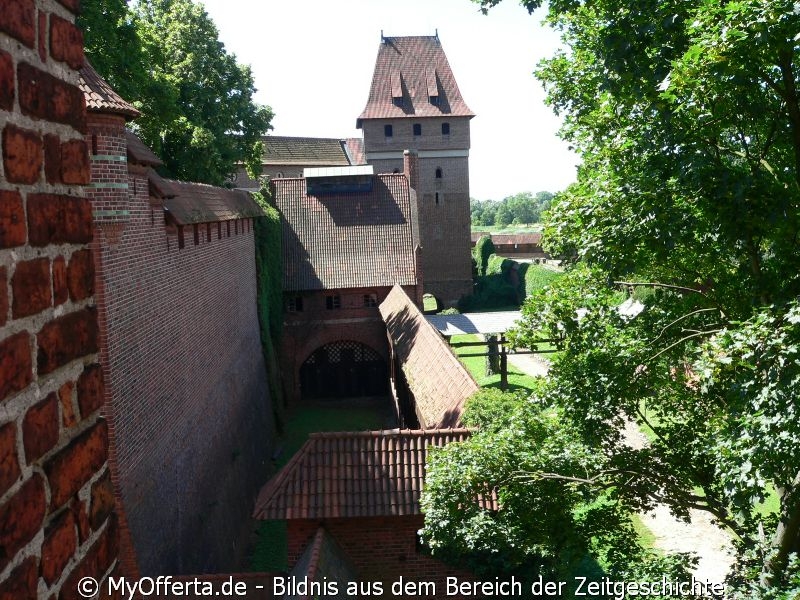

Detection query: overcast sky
xmin=199 ymin=0 xmax=579 ymax=200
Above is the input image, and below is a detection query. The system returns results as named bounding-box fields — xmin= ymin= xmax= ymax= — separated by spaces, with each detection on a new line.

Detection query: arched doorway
xmin=300 ymin=341 xmax=389 ymax=400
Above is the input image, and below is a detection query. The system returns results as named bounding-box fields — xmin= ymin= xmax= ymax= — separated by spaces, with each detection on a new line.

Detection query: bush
xmin=473 ymin=235 xmax=495 ymax=276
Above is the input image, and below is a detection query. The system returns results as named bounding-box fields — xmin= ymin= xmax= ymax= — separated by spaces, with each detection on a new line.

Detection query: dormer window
xmin=441 ymin=122 xmax=450 ymax=135
xmin=393 ymin=97 xmax=404 ymax=108
xmin=430 ymin=95 xmax=440 ymax=106
xmin=413 ymin=123 xmax=422 ymax=136
xmin=384 ymin=124 xmax=393 ymax=138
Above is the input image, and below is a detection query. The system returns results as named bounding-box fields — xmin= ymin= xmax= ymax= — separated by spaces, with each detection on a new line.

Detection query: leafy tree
xmin=79 ymin=0 xmax=272 ymax=185
xmin=429 ymin=0 xmax=800 ymax=593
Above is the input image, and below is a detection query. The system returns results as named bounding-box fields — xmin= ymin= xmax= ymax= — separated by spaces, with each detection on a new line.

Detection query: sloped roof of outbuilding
xmin=254 ymin=428 xmax=475 ymax=520
xmin=163 ymin=180 xmax=263 ymax=225
xmin=272 ymin=174 xmax=417 ymax=291
xmin=357 ymin=36 xmax=474 ymax=126
xmin=379 ymin=285 xmax=479 ymax=428
xmin=79 ymin=61 xmax=140 ymax=119
xmin=125 ymin=131 xmax=162 ymax=166
xmin=262 ymin=136 xmax=352 ymax=166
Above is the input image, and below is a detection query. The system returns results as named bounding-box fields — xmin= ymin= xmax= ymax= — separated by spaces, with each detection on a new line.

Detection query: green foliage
xmin=448 ymin=0 xmax=800 ymax=590
xmin=461 ymin=255 xmax=563 ymax=312
xmin=520 ymin=264 xmax=563 ymax=298
xmin=79 ymin=0 xmax=273 ymax=185
xmin=471 ymin=191 xmax=555 ymax=227
xmin=473 ymin=235 xmax=495 ymax=276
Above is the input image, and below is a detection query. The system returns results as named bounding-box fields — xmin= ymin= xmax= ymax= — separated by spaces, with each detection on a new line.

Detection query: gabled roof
xmin=163 ymin=181 xmax=263 ymax=225
xmin=262 ymin=136 xmax=351 ymax=167
xmin=357 ymin=36 xmax=474 ymax=127
xmin=79 ymin=61 xmax=140 ymax=119
xmin=254 ymin=429 xmax=473 ymax=520
xmin=290 ymin=527 xmax=359 ymax=588
xmin=272 ymin=174 xmax=417 ymax=291
xmin=379 ymin=286 xmax=479 ymax=428
xmin=344 ymin=137 xmax=366 ymax=166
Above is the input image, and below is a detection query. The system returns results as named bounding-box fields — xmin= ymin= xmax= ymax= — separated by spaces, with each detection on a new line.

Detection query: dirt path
xmin=509 ymin=355 xmax=734 ymax=583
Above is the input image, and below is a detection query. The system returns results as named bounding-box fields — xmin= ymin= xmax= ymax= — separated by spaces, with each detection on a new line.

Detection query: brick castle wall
xmin=1 ymin=0 xmax=122 ymax=597
xmin=363 ymin=118 xmax=472 ymax=306
xmin=87 ymin=113 xmax=275 ymax=575
xmin=287 ymin=516 xmax=478 ymax=599
xmin=281 ymin=285 xmax=420 ymax=402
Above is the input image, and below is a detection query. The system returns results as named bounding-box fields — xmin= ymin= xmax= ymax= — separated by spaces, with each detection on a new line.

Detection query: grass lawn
xmin=250 ymin=400 xmax=393 ymax=571
xmin=451 ymin=334 xmax=541 ymax=392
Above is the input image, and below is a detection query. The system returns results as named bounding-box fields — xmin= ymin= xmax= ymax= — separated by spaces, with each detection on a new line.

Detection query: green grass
xmin=422 ymin=294 xmax=438 ymax=312
xmin=250 ymin=401 xmax=392 ymax=572
xmin=630 ymin=513 xmax=658 ymax=550
xmin=451 ymin=334 xmax=541 ymax=392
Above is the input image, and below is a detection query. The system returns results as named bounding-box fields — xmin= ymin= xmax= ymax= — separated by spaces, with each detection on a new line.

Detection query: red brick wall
xmin=287 ymin=516 xmax=478 ymax=599
xmin=84 ymin=111 xmax=275 ymax=576
xmin=1 ymin=0 xmax=121 ymax=597
xmin=281 ymin=285 xmax=420 ymax=402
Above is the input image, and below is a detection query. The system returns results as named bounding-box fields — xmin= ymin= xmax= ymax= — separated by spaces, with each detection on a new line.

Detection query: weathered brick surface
xmin=60 ymin=138 xmax=90 ymax=184
xmin=77 ymin=363 xmax=103 ymax=418
xmin=0 ymin=49 xmax=13 ymax=111
xmin=0 ymin=556 xmax=38 ymax=600
xmin=53 ymin=255 xmax=68 ymax=305
xmin=0 ymin=422 xmax=20 ymax=497
xmin=49 ymin=14 xmax=83 ymax=69
xmin=11 ymin=256 xmax=51 ymax=318
xmin=2 ymin=123 xmax=43 ymax=184
xmin=18 ymin=62 xmax=85 ymax=131
xmin=22 ymin=392 xmax=59 ymax=462
xmin=0 ymin=331 xmax=33 ymax=402
xmin=44 ymin=421 xmax=108 ymax=509
xmin=27 ymin=194 xmax=93 ymax=246
xmin=41 ymin=509 xmax=77 ymax=584
xmin=67 ymin=248 xmax=94 ymax=301
xmin=37 ymin=307 xmax=98 ymax=374
xmin=37 ymin=10 xmax=46 ymax=63
xmin=0 ymin=190 xmax=27 ymax=248
xmin=44 ymin=133 xmax=62 ymax=183
xmin=0 ymin=267 xmax=7 ymax=327
xmin=59 ymin=381 xmax=77 ymax=427
xmin=71 ymin=497 xmax=90 ymax=543
xmin=60 ymin=516 xmax=118 ymax=600
xmin=0 ymin=0 xmax=36 ymax=48
xmin=0 ymin=474 xmax=46 ymax=569
xmin=90 ymin=470 xmax=114 ymax=530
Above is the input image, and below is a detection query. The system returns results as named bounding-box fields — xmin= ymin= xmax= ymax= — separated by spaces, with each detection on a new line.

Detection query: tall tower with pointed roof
xmin=358 ymin=34 xmax=474 ymax=306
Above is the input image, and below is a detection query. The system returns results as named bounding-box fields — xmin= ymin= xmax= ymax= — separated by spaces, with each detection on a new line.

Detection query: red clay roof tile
xmin=272 ymin=174 xmax=417 ymax=291
xmin=357 ymin=36 xmax=474 ymax=126
xmin=79 ymin=61 xmax=140 ymax=119
xmin=379 ymin=286 xmax=479 ymax=428
xmin=262 ymin=136 xmax=351 ymax=167
xmin=254 ymin=429 xmax=474 ymax=521
xmin=163 ymin=180 xmax=263 ymax=225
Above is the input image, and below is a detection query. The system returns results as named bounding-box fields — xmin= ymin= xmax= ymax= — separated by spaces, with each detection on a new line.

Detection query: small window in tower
xmin=435 ymin=168 xmax=443 ymax=179
xmin=287 ymin=296 xmax=304 ymax=312
xmin=441 ymin=122 xmax=450 ymax=135
xmin=435 ymin=192 xmax=440 ymax=205
xmin=413 ymin=123 xmax=422 ymax=136
xmin=384 ymin=124 xmax=393 ymax=138
xmin=363 ymin=293 xmax=378 ymax=308
xmin=326 ymin=294 xmax=341 ymax=310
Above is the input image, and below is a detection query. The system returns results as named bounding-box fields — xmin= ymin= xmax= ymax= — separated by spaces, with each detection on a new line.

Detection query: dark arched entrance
xmin=300 ymin=341 xmax=389 ymax=399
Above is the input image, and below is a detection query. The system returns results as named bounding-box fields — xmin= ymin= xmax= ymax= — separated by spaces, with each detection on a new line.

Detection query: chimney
xmin=403 ymin=149 xmax=419 ymax=192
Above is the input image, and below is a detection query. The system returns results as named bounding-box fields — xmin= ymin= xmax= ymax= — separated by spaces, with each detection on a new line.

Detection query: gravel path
xmin=509 ymin=354 xmax=734 ymax=583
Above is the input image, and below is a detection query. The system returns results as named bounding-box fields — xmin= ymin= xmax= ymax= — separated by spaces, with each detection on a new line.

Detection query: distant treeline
xmin=470 ymin=191 xmax=555 ymax=227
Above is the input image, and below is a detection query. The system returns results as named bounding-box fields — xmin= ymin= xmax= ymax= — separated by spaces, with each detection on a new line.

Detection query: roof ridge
xmin=308 ymin=428 xmax=473 ymax=439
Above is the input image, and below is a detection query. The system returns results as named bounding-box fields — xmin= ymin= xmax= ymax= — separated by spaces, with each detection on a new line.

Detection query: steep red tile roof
xmin=344 ymin=137 xmax=366 ymax=165
xmin=357 ymin=36 xmax=474 ymax=126
xmin=125 ymin=131 xmax=162 ymax=167
xmin=163 ymin=181 xmax=263 ymax=225
xmin=272 ymin=174 xmax=418 ymax=291
xmin=254 ymin=429 xmax=473 ymax=520
xmin=291 ymin=527 xmax=359 ymax=585
xmin=79 ymin=61 xmax=140 ymax=119
xmin=262 ymin=136 xmax=351 ymax=166
xmin=379 ymin=286 xmax=479 ymax=428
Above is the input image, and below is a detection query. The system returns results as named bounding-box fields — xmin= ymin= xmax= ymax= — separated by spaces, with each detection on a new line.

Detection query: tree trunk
xmin=765 ymin=470 xmax=800 ymax=585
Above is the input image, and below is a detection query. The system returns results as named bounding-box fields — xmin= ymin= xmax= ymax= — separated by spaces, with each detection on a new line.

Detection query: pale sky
xmin=199 ymin=0 xmax=579 ymax=200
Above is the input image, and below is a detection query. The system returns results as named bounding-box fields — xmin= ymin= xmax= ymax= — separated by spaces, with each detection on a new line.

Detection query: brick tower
xmin=357 ymin=34 xmax=474 ymax=306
